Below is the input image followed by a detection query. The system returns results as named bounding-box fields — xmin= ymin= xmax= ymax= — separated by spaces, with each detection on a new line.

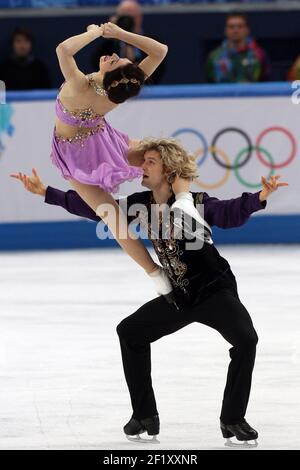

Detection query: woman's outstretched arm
xmin=56 ymin=25 xmax=104 ymax=89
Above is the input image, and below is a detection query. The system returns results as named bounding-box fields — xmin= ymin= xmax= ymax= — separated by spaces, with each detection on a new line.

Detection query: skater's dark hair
xmin=103 ymin=63 xmax=146 ymax=104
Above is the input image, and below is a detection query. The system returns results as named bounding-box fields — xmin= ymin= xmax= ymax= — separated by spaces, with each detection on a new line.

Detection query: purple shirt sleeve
xmin=44 ymin=186 xmax=145 ymax=224
xmin=45 ymin=186 xmax=100 ymax=221
xmin=203 ymin=191 xmax=267 ymax=228
xmin=45 ymin=186 xmax=267 ymax=230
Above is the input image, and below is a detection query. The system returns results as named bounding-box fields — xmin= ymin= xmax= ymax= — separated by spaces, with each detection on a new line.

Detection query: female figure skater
xmin=51 ymin=21 xmax=171 ymax=295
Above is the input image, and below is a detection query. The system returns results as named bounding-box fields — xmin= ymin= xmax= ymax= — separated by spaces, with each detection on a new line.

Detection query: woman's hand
xmin=102 ymin=22 xmax=123 ymax=40
xmin=171 ymin=175 xmax=192 ymax=195
xmin=86 ymin=24 xmax=104 ymax=38
xmin=259 ymin=175 xmax=289 ymax=202
xmin=10 ymin=168 xmax=47 ymax=197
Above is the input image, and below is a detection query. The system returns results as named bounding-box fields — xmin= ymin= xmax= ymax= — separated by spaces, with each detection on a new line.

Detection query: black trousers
xmin=117 ymin=282 xmax=258 ymax=425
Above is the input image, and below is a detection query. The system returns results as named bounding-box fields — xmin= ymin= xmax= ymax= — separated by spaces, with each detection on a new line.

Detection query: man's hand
xmin=10 ymin=168 xmax=47 ymax=197
xmin=259 ymin=175 xmax=289 ymax=202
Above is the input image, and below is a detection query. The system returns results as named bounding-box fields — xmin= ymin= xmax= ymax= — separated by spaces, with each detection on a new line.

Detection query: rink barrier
xmin=0 ymin=215 xmax=299 ymax=251
xmin=2 ymin=83 xmax=299 ymax=250
xmin=5 ymin=82 xmax=294 ymax=102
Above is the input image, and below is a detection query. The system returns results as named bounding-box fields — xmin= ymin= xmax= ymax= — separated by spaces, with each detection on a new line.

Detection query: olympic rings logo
xmin=171 ymin=127 xmax=297 ymax=189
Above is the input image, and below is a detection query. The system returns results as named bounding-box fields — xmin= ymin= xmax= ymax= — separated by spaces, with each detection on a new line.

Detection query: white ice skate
xmin=224 ymin=437 xmax=258 ymax=448
xmin=126 ymin=432 xmax=160 ymax=444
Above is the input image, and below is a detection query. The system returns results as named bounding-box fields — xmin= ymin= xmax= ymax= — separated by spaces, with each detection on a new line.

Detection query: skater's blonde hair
xmin=136 ymin=137 xmax=198 ymax=180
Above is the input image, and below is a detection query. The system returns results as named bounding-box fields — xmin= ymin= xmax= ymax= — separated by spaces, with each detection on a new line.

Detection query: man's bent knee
xmin=239 ymin=330 xmax=258 ymax=350
xmin=116 ymin=319 xmax=128 ymax=339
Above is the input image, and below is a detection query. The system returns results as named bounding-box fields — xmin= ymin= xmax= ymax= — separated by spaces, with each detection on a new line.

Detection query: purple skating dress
xmin=51 ymin=78 xmax=143 ymax=194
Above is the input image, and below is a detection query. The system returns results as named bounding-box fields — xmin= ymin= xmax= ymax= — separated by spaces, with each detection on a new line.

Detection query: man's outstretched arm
xmin=202 ymin=175 xmax=288 ymax=228
xmin=45 ymin=186 xmax=100 ymax=221
xmin=10 ymin=168 xmax=101 ymax=221
xmin=10 ymin=168 xmax=148 ymax=224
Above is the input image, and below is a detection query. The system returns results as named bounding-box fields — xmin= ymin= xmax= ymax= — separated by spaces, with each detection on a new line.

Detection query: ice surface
xmin=0 ymin=246 xmax=299 ymax=450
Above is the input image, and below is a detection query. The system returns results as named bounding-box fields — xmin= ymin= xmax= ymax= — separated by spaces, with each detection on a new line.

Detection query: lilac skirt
xmin=51 ymin=119 xmax=143 ymax=194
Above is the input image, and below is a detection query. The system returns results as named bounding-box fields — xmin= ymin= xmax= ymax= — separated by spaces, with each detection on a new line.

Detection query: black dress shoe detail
xmin=124 ymin=417 xmax=145 ymax=436
xmin=220 ymin=419 xmax=258 ymax=441
xmin=140 ymin=415 xmax=160 ymax=436
xmin=124 ymin=415 xmax=160 ymax=436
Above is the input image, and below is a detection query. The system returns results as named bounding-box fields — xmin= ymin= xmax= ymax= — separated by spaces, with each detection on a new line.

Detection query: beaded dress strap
xmin=86 ymin=73 xmax=108 ymax=97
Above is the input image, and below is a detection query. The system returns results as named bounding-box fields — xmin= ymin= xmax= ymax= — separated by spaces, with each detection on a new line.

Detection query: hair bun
xmin=103 ymin=63 xmax=145 ymax=104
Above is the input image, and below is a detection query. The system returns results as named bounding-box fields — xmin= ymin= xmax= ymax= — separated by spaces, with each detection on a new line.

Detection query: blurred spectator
xmin=91 ymin=0 xmax=165 ymax=84
xmin=205 ymin=12 xmax=271 ymax=83
xmin=0 ymin=27 xmax=51 ymax=91
xmin=115 ymin=0 xmax=143 ymax=35
xmin=287 ymin=55 xmax=300 ymax=81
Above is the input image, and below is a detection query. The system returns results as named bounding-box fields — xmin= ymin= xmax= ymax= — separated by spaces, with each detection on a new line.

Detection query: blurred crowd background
xmin=1 ymin=0 xmax=298 ymax=5
xmin=1 ymin=0 xmax=300 ymax=90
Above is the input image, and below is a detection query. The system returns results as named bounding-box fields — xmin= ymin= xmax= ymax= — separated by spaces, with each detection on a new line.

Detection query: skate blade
xmin=126 ymin=434 xmax=160 ymax=444
xmin=225 ymin=438 xmax=258 ymax=448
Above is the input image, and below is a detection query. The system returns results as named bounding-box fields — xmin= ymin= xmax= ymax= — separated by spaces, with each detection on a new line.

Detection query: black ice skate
xmin=124 ymin=415 xmax=160 ymax=444
xmin=220 ymin=419 xmax=258 ymax=448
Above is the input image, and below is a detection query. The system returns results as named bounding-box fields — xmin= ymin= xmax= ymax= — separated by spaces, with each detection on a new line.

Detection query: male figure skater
xmin=11 ymin=138 xmax=288 ymax=446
